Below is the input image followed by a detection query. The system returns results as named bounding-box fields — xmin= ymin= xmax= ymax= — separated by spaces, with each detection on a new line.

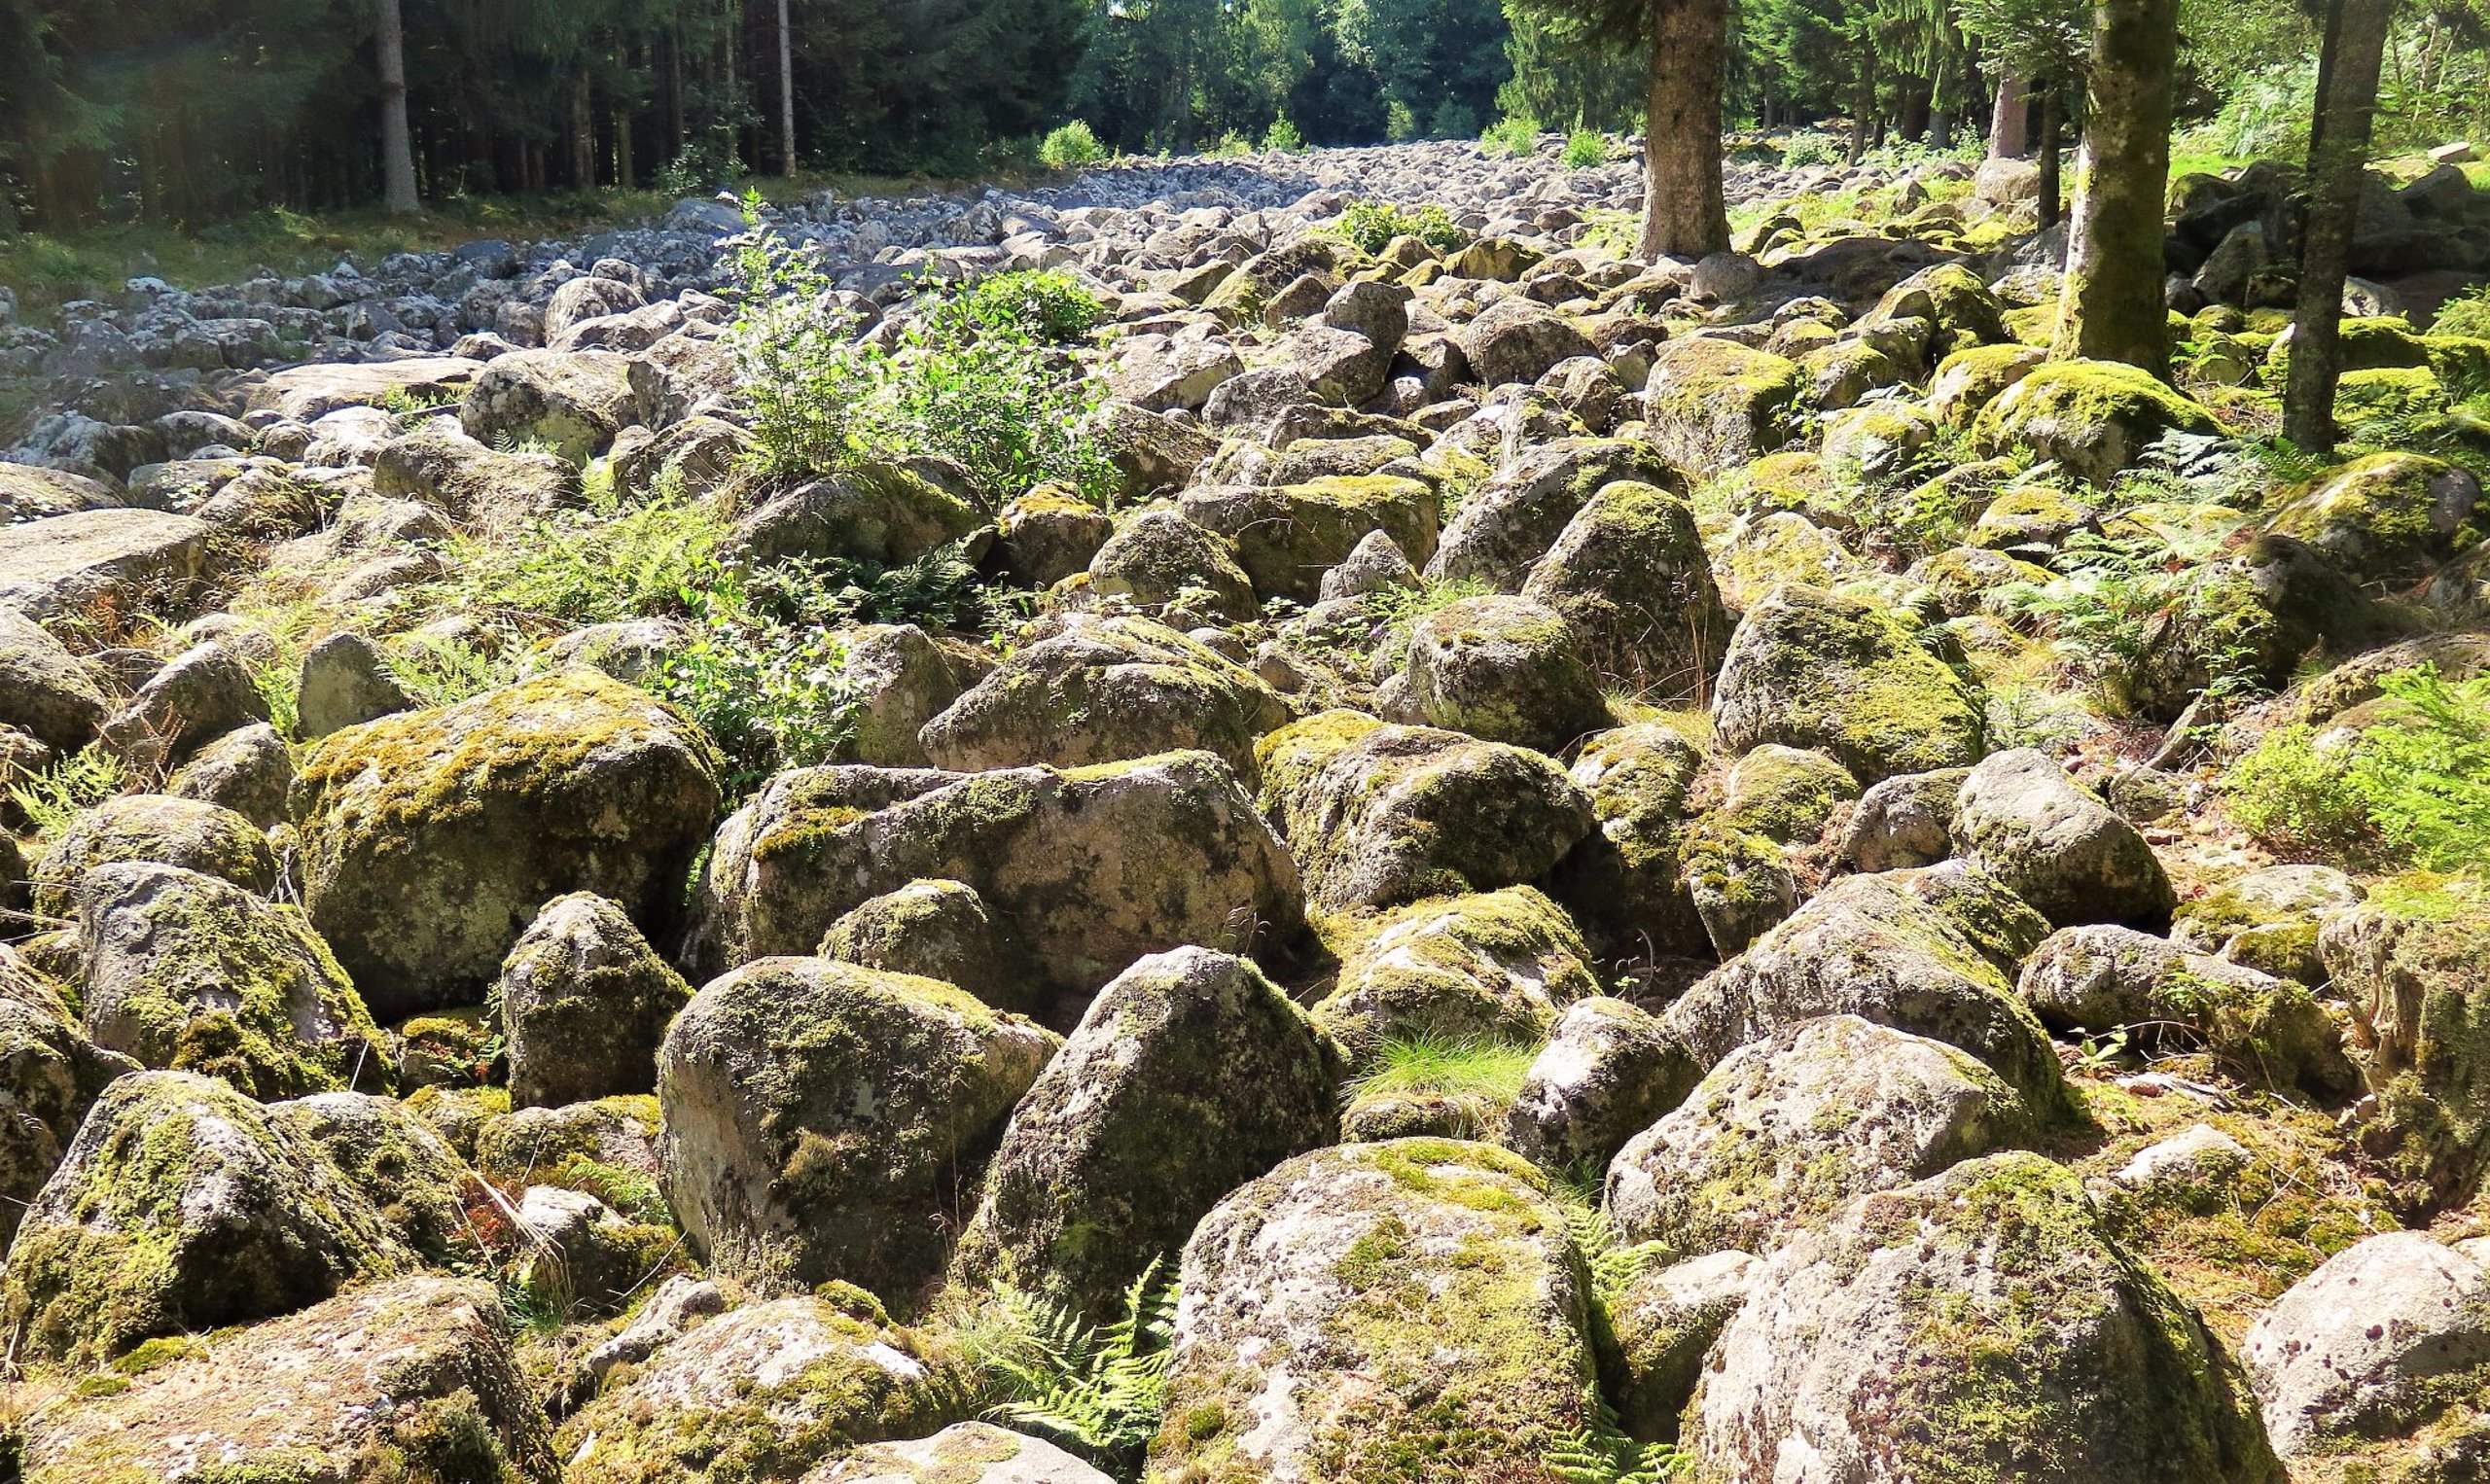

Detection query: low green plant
xmin=1778 ymin=129 xmax=1847 ymax=168
xmin=384 ymin=631 xmax=519 ymax=709
xmin=1039 ymin=120 xmax=1108 ymax=171
xmin=2435 ymin=285 xmax=2490 ymax=339
xmin=2224 ymin=664 xmax=2490 ymax=870
xmin=9 ymin=745 xmax=126 ymax=839
xmin=1341 ymin=1032 xmax=1538 ymax=1109
xmin=1547 ymin=1184 xmax=1686 ymax=1484
xmin=1998 ymin=510 xmax=2266 ymax=715
xmin=448 ymin=493 xmax=730 ymax=630
xmin=249 ymin=654 xmax=302 ymax=740
xmin=1481 ymin=115 xmax=1540 ymax=158
xmin=1262 ymin=116 xmax=1306 ymax=153
xmin=972 ymin=1258 xmax=1177 ymax=1473
xmin=929 ymin=268 xmax=1105 ymax=345
xmin=1207 ymin=130 xmax=1254 ymax=159
xmin=1562 ymin=129 xmax=1612 ymax=169
xmin=1333 ymin=198 xmax=1468 ymax=255
xmin=650 ymin=590 xmax=861 ymax=796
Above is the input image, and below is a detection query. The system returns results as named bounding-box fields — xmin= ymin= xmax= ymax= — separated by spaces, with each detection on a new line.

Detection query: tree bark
xmin=571 ymin=77 xmax=597 ymax=188
xmin=2036 ymin=85 xmax=2063 ymax=232
xmin=777 ymin=0 xmax=797 ymax=178
xmin=1989 ymin=71 xmax=2030 ymax=158
xmin=2052 ymin=0 xmax=2182 ymax=373
xmin=378 ymin=0 xmax=420 ymax=213
xmin=1637 ymin=0 xmax=1731 ymax=261
xmin=2285 ymin=0 xmax=2399 ymax=451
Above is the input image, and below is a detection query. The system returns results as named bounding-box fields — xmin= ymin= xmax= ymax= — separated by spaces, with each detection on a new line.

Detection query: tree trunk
xmin=378 ymin=0 xmax=420 ymax=213
xmin=571 ymin=76 xmax=597 ymax=188
xmin=2052 ymin=0 xmax=2182 ymax=373
xmin=2036 ymin=85 xmax=2064 ymax=232
xmin=2285 ymin=0 xmax=2399 ymax=451
xmin=1638 ymin=0 xmax=1732 ymax=261
xmin=1989 ymin=71 xmax=2029 ymax=158
xmin=777 ymin=0 xmax=797 ymax=177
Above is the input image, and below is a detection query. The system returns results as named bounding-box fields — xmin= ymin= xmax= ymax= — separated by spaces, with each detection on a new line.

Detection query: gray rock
xmin=500 ymin=892 xmax=693 ymax=1109
xmin=811 ymin=1423 xmax=1112 ymax=1484
xmin=2242 ymin=1232 xmax=2490 ymax=1458
xmin=1505 ymin=995 xmax=1701 ymax=1173
xmin=165 ymin=721 xmax=296 ymax=828
xmin=1398 ymin=593 xmax=1614 ymax=753
xmin=1954 ymin=748 xmax=2174 ymax=931
xmin=1836 ymin=766 xmax=1970 ymax=872
xmin=0 ymin=608 xmax=111 ymax=753
xmin=296 ymin=630 xmax=416 ymax=740
xmin=821 ymin=879 xmax=1032 ymax=1015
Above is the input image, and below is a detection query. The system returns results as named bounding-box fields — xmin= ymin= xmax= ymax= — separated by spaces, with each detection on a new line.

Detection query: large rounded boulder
xmin=1711 ymin=583 xmax=1987 ymax=785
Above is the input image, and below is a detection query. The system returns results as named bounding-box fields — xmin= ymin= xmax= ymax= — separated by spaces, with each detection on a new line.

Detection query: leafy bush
xmin=2224 ymin=724 xmax=2375 ymax=861
xmin=650 ymin=593 xmax=861 ymax=796
xmin=1207 ymin=131 xmax=1254 ymax=159
xmin=2224 ymin=665 xmax=2490 ymax=870
xmin=1481 ymin=115 xmax=1540 ymax=158
xmin=2435 ymin=285 xmax=2490 ymax=340
xmin=969 ymin=1259 xmax=1177 ymax=1471
xmin=930 ymin=268 xmax=1105 ymax=345
xmin=1778 ymin=129 xmax=1847 ymax=167
xmin=1039 ymin=121 xmax=1107 ymax=171
xmin=1333 ymin=198 xmax=1469 ymax=255
xmin=1562 ymin=129 xmax=1611 ymax=169
xmin=1262 ymin=116 xmax=1305 ymax=153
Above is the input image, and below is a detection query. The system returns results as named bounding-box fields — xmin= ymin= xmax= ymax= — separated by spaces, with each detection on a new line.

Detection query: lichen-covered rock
xmin=839 ymin=623 xmax=970 ymax=768
xmin=822 ymin=878 xmax=1032 ymax=1014
xmin=1608 ymin=1014 xmax=2035 ymax=1262
xmin=164 ymin=720 xmax=295 ymax=828
xmin=0 ymin=607 xmax=110 ymax=753
xmin=812 ymin=1423 xmax=1110 ymax=1484
xmin=658 ymin=956 xmax=1056 ymax=1299
xmin=1505 ymin=995 xmax=1701 ymax=1173
xmin=1143 ymin=1138 xmax=1599 ymax=1484
xmin=1084 ymin=509 xmax=1260 ymax=619
xmin=1426 ymin=437 xmax=1682 ymax=588
xmin=1677 ymin=818 xmax=1801 ymax=958
xmin=919 ymin=615 xmax=1290 ymax=779
xmin=689 ymin=751 xmax=1303 ymax=1003
xmin=458 ymin=347 xmax=635 ymax=462
xmin=297 ymin=628 xmax=417 ymax=740
xmin=2269 ymin=451 xmax=2480 ymax=586
xmin=1000 ymin=488 xmax=1117 ymax=586
xmin=957 ymin=947 xmax=1339 ymax=1313
xmin=292 ymin=670 xmax=722 ymax=1017
xmin=271 ymin=1088 xmax=475 ymax=1264
xmin=500 ymin=892 xmax=693 ymax=1109
xmin=18 ymin=1276 xmax=557 ymax=1484
xmin=1641 ymin=336 xmax=1802 ymax=478
xmin=728 ymin=460 xmax=985 ymax=568
xmin=1972 ymin=357 xmax=2220 ymax=485
xmin=2240 ymin=1231 xmax=2490 ymax=1459
xmin=2018 ymin=924 xmax=2354 ymax=1098
xmin=1 ymin=1070 xmax=410 ymax=1367
xmin=97 ymin=638 xmax=269 ymax=771
xmin=475 ymin=1092 xmax=659 ymax=1189
xmin=1521 ymin=478 xmax=1730 ymax=690
xmin=1179 ymin=474 xmax=1439 ymax=603
xmin=1548 ymin=721 xmax=1709 ymax=956
xmin=1457 ymin=296 xmax=1597 ymax=386
xmin=1953 ymin=747 xmax=2176 ymax=932
xmin=1255 ymin=711 xmax=1591 ymax=915
xmin=74 ymin=862 xmax=387 ymax=1099
xmin=2320 ymin=888 xmax=2490 ymax=1207
xmin=1398 ymin=593 xmax=1615 ymax=752
xmin=2173 ymin=863 xmax=2362 ymax=984
xmin=1607 ymin=1251 xmax=1761 ymax=1440
xmin=30 ymin=792 xmax=275 ymax=919
xmin=1315 ymin=885 xmax=1600 ymax=1049
xmin=372 ymin=414 xmax=583 ymax=526
xmin=1711 ymin=583 xmax=1987 ymax=784
xmin=1688 ymin=1151 xmax=2284 ymax=1484
xmin=1720 ymin=743 xmax=1861 ymax=845
xmin=1661 ymin=863 xmax=2071 ymax=1119
xmin=559 ymin=1294 xmax=947 ymax=1484
xmin=0 ymin=948 xmax=137 ymax=1250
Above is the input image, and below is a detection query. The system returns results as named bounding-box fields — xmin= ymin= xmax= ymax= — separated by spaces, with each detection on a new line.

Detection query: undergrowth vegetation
xmin=964 ymin=1260 xmax=1177 ymax=1474
xmin=2226 ymin=664 xmax=2490 ymax=869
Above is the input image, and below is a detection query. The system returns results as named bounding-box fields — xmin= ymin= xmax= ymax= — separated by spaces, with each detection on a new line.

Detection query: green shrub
xmin=1562 ymin=129 xmax=1611 ymax=169
xmin=2224 ymin=664 xmax=2490 ymax=870
xmin=966 ymin=1259 xmax=1176 ymax=1471
xmin=928 ymin=268 xmax=1104 ymax=346
xmin=1262 ymin=116 xmax=1305 ymax=153
xmin=1779 ymin=129 xmax=1848 ymax=167
xmin=2224 ymin=724 xmax=2375 ymax=860
xmin=1038 ymin=121 xmax=1107 ymax=171
xmin=8 ymin=745 xmax=125 ymax=840
xmin=650 ymin=596 xmax=861 ymax=796
xmin=2434 ymin=285 xmax=2490 ymax=340
xmin=1333 ymin=198 xmax=1468 ymax=255
xmin=1999 ymin=510 xmax=2269 ymax=715
xmin=1480 ymin=115 xmax=1539 ymax=158
xmin=1207 ymin=130 xmax=1254 ymax=159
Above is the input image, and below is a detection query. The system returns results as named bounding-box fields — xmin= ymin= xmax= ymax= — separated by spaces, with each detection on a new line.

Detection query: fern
xmin=1545 ymin=1396 xmax=1688 ymax=1484
xmin=9 ymin=745 xmax=127 ymax=839
xmin=977 ymin=1257 xmax=1178 ymax=1474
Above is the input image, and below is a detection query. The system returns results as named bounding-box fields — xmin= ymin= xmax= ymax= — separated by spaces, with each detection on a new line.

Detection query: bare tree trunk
xmin=1989 ymin=71 xmax=2029 ymax=157
xmin=2052 ymin=0 xmax=2181 ymax=373
xmin=1638 ymin=0 xmax=1731 ymax=261
xmin=379 ymin=0 xmax=420 ymax=213
xmin=777 ymin=0 xmax=797 ymax=178
xmin=571 ymin=76 xmax=597 ymax=188
xmin=2036 ymin=85 xmax=2064 ymax=232
xmin=2285 ymin=0 xmax=2399 ymax=451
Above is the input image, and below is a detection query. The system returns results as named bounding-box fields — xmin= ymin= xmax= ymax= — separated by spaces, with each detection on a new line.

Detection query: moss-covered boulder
xmin=1838 ymin=765 xmax=1971 ymax=872
xmin=1506 ymin=995 xmax=1701 ymax=1173
xmin=837 ymin=623 xmax=972 ymax=769
xmin=999 ymin=487 xmax=1116 ymax=587
xmin=559 ymin=1294 xmax=949 ymax=1484
xmin=1972 ymin=482 xmax=2096 ymax=551
xmin=658 ymin=956 xmax=1056 ymax=1300
xmin=1456 ymin=296 xmax=1597 ymax=386
xmin=688 ymin=751 xmax=1303 ymax=1005
xmin=1426 ymin=437 xmax=1682 ymax=588
xmin=458 ymin=347 xmax=635 ymax=463
xmin=1973 ymin=357 xmax=2219 ymax=486
xmin=475 ymin=1092 xmax=660 ymax=1191
xmin=2170 ymin=863 xmax=2361 ymax=984
xmin=1688 ymin=1151 xmax=2284 ymax=1483
xmin=1548 ymin=721 xmax=1710 ymax=957
xmin=1521 ymin=478 xmax=1730 ymax=691
xmin=1676 ymin=817 xmax=1801 ymax=957
xmin=2 ymin=1070 xmax=411 ymax=1367
xmin=1314 ymin=885 xmax=1600 ymax=1049
xmin=272 ymin=1088 xmax=475 ymax=1265
xmin=1083 ymin=509 xmax=1260 ymax=619
xmin=918 ymin=615 xmax=1290 ymax=780
xmin=1606 ymin=1251 xmax=1761 ymax=1442
xmin=1180 ymin=475 xmax=1440 ymax=603
xmin=1255 ymin=712 xmax=1591 ymax=915
xmin=1143 ymin=1139 xmax=1599 ymax=1484
xmin=292 ymin=670 xmax=722 ymax=1017
xmin=0 ymin=607 xmax=110 ymax=753
xmin=1609 ymin=1014 xmax=2035 ymax=1263
xmin=29 ymin=793 xmax=275 ymax=919
xmin=2268 ymin=451 xmax=2480 ymax=586
xmin=1711 ymin=583 xmax=1987 ymax=785
xmin=956 ymin=948 xmax=1340 ymax=1315
xmin=0 ymin=948 xmax=138 ymax=1249
xmin=2320 ymin=887 xmax=2490 ymax=1209
xmin=1953 ymin=748 xmax=2175 ymax=932
xmin=1641 ymin=336 xmax=1802 ymax=479
xmin=74 ymin=862 xmax=388 ymax=1100
xmin=2019 ymin=924 xmax=2355 ymax=1099
xmin=1712 ymin=510 xmax=1866 ymax=610
xmin=1661 ymin=863 xmax=2070 ymax=1120
xmin=18 ymin=1276 xmax=557 ymax=1484
xmin=1397 ymin=594 xmax=1615 ymax=753
xmin=821 ymin=878 xmax=1033 ymax=1015
xmin=498 ymin=892 xmax=692 ymax=1110
xmin=1721 ymin=743 xmax=1862 ymax=845
xmin=728 ymin=460 xmax=985 ymax=568
xmin=373 ymin=413 xmax=584 ymax=527
xmin=1796 ymin=337 xmax=1913 ymax=411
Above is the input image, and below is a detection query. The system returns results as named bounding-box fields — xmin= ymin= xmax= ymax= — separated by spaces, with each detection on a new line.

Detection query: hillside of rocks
xmin=2 ymin=132 xmax=2490 ymax=1484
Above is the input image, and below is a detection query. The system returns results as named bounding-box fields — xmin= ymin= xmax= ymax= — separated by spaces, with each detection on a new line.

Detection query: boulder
xmin=1255 ymin=711 xmax=1591 ymax=915
xmin=0 ymin=460 xmax=122 ymax=522
xmin=165 ymin=720 xmax=296 ymax=828
xmin=822 ymin=878 xmax=1031 ymax=1013
xmin=1972 ymin=357 xmax=2220 ymax=485
xmin=838 ymin=623 xmax=969 ymax=768
xmin=658 ymin=956 xmax=1056 ymax=1298
xmin=2320 ymin=890 xmax=2490 ymax=1206
xmin=729 ymin=460 xmax=985 ymax=567
xmin=1521 ymin=478 xmax=1729 ymax=690
xmin=292 ymin=670 xmax=722 ymax=1017
xmin=0 ymin=608 xmax=110 ymax=753
xmin=371 ymin=415 xmax=583 ymax=526
xmin=1641 ymin=336 xmax=1802 ymax=478
xmin=1144 ymin=1139 xmax=1599 ymax=1482
xmin=1719 ymin=743 xmax=1861 ymax=845
xmin=1836 ymin=765 xmax=1969 ymax=872
xmin=1506 ymin=995 xmax=1702 ymax=1173
xmin=1953 ymin=748 xmax=2175 ymax=931
xmin=0 ymin=510 xmax=222 ymax=622
xmin=1606 ymin=1251 xmax=1762 ymax=1440
xmin=0 ymin=948 xmax=137 ymax=1249
xmin=499 ymin=892 xmax=693 ymax=1109
xmin=2269 ymin=451 xmax=2480 ymax=585
xmin=999 ymin=488 xmax=1116 ymax=585
xmin=1314 ymin=885 xmax=1600 ymax=1048
xmin=1426 ymin=437 xmax=1682 ymax=588
xmin=270 ymin=1088 xmax=475 ymax=1265
xmin=956 ymin=947 xmax=1340 ymax=1314
xmin=812 ymin=1423 xmax=1112 ymax=1484
xmin=2241 ymin=1231 xmax=2490 ymax=1458
xmin=1456 ymin=297 xmax=1597 ymax=386
xmin=1083 ymin=509 xmax=1260 ymax=619
xmin=1688 ymin=1152 xmax=2283 ymax=1484
xmin=1548 ymin=721 xmax=1710 ymax=956
xmin=30 ymin=792 xmax=275 ymax=919
xmin=458 ymin=347 xmax=636 ymax=462
xmin=295 ymin=629 xmax=416 ymax=740
xmin=96 ymin=637 xmax=269 ymax=770
xmin=474 ymin=1092 xmax=660 ymax=1190
xmin=1178 ymin=474 xmax=1438 ymax=602
xmin=1398 ymin=593 xmax=1615 ymax=753
xmin=1711 ymin=583 xmax=1988 ymax=784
